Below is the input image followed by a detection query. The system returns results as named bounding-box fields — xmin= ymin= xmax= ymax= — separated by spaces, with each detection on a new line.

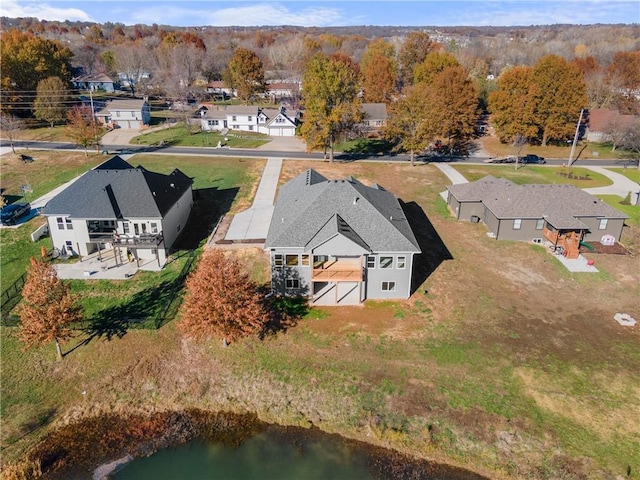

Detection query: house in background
xmin=265 ymin=169 xmax=421 ymax=305
xmin=586 ymin=108 xmax=636 ymax=143
xmin=41 ymin=156 xmax=193 ymax=269
xmin=95 ymin=98 xmax=151 ymax=130
xmin=360 ymin=103 xmax=388 ymax=136
xmin=72 ymin=73 xmax=119 ymax=93
xmin=447 ymin=176 xmax=628 ymax=259
xmin=200 ymin=105 xmax=298 ymax=137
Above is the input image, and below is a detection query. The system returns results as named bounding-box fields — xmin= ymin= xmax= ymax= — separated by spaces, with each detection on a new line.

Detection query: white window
xmin=248 ymin=125 xmax=254 ymax=131
xmin=301 ymin=255 xmax=310 ymax=266
xmin=64 ymin=240 xmax=74 ymax=254
xmin=65 ymin=218 xmax=73 ymax=230
xmin=366 ymin=256 xmax=376 ymax=269
xmin=536 ymin=219 xmax=544 ymax=230
xmin=285 ymin=278 xmax=300 ymax=289
xmin=274 ymin=254 xmax=284 ymax=267
xmin=150 ymin=222 xmax=158 ymax=234
xmin=248 ymin=116 xmax=252 ymax=121
xmin=285 ymin=254 xmax=299 ymax=266
xmin=207 ymin=120 xmax=219 ymax=126
xmin=381 ymin=281 xmax=396 ymax=292
xmin=232 ymin=115 xmax=237 ymax=121
xmin=513 ymin=219 xmax=522 ymax=230
xmin=232 ymin=125 xmax=239 ymax=129
xmin=56 ymin=217 xmax=64 ymax=230
xmin=397 ymin=256 xmax=406 ymax=269
xmin=134 ymin=223 xmax=140 ymax=235
xmin=123 ymin=223 xmax=130 ymax=234
xmin=379 ymin=256 xmax=393 ymax=269
xmin=598 ymin=218 xmax=608 ymax=229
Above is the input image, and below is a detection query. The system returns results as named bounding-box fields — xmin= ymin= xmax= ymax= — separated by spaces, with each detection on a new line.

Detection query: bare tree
xmin=0 ymin=113 xmax=25 ymax=153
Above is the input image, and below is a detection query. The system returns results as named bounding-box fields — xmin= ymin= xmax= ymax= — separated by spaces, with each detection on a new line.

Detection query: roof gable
xmin=42 ymin=157 xmax=192 ymax=219
xmin=265 ymin=169 xmax=420 ymax=253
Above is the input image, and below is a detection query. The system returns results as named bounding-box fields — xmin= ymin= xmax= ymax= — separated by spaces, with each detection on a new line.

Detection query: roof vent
xmin=353 ymin=197 xmax=359 ymax=205
xmin=170 ymin=183 xmax=175 ymax=188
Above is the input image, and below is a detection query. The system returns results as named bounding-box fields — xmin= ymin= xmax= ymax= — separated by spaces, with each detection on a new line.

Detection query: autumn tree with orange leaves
xmin=17 ymin=258 xmax=82 ymax=361
xmin=179 ymin=250 xmax=269 ymax=346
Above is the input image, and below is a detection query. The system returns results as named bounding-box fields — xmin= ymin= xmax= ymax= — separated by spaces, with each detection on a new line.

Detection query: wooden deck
xmin=312 ymin=261 xmax=363 ymax=282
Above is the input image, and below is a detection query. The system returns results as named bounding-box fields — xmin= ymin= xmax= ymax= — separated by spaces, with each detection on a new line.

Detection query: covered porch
xmin=542 ymin=216 xmax=588 ymax=260
xmin=311 ymin=257 xmax=364 ymax=305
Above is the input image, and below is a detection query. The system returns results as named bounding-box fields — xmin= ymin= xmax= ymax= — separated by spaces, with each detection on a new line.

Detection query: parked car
xmin=0 ymin=202 xmax=31 ymax=225
xmin=484 ymin=156 xmax=516 ymax=164
xmin=519 ymin=154 xmax=546 ymax=164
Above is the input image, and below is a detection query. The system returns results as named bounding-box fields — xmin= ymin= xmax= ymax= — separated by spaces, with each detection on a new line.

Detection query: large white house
xmin=41 ymin=157 xmax=193 ymax=269
xmin=200 ymin=105 xmax=298 ymax=137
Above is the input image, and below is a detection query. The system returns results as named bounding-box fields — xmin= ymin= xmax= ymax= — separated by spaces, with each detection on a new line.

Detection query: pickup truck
xmin=519 ymin=154 xmax=546 ymax=164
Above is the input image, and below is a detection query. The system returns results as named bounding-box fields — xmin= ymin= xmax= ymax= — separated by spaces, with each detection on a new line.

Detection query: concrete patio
xmin=54 ymin=249 xmax=162 ymax=280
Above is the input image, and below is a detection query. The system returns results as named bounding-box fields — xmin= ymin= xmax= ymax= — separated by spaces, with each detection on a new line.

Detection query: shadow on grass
xmin=402 ymin=200 xmax=453 ymax=295
xmin=172 ymin=186 xmax=239 ymax=251
xmin=260 ymin=287 xmax=309 ymax=338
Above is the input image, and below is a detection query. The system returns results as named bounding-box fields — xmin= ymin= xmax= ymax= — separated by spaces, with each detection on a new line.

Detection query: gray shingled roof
xmin=362 ymin=103 xmax=388 ymax=120
xmin=107 ymin=99 xmax=146 ymax=111
xmin=265 ymin=169 xmax=420 ymax=253
xmin=448 ymin=176 xmax=628 ymax=229
xmin=42 ymin=157 xmax=192 ymax=220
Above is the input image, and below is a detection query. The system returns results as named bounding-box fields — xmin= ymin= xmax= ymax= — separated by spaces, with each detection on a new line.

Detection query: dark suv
xmin=0 ymin=202 xmax=31 ymax=225
xmin=519 ymin=154 xmax=546 ymax=164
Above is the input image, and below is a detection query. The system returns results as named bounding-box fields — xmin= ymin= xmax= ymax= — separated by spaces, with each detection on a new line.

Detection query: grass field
xmin=1 ymin=159 xmax=639 ymax=480
xmin=131 ymin=125 xmax=269 ymax=148
xmin=451 ymin=164 xmax=612 ymax=188
xmin=1 ymin=153 xmax=264 ymax=317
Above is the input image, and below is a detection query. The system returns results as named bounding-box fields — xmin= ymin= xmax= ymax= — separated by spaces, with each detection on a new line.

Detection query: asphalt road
xmin=9 ymin=139 xmax=639 ymax=167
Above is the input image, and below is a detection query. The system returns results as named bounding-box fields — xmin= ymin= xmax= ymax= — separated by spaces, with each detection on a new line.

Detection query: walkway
xmin=224 ymin=157 xmax=283 ymax=242
xmin=583 ymin=166 xmax=639 ymax=200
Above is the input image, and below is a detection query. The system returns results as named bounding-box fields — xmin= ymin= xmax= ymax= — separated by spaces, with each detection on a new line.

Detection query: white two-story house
xmin=201 ymin=105 xmax=298 ymax=137
xmin=41 ymin=156 xmax=193 ymax=269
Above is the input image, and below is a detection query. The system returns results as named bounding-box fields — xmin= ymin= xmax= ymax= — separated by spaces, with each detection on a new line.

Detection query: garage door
xmin=313 ymin=282 xmax=360 ymax=305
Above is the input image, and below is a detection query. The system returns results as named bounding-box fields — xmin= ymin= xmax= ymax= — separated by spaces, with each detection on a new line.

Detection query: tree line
xmin=1 ymin=23 xmax=638 ymax=157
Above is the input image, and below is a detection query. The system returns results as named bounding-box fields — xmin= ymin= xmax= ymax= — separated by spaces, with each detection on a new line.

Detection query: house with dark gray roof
xmin=447 ymin=176 xmax=628 ymax=258
xmin=264 ymin=169 xmax=421 ymax=305
xmin=41 ymin=156 xmax=193 ymax=269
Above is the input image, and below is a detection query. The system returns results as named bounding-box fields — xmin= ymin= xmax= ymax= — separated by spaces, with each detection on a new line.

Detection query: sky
xmin=1 ymin=0 xmax=638 ymax=27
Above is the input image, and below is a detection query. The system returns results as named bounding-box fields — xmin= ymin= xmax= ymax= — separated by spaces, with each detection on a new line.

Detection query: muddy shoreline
xmin=27 ymin=410 xmax=488 ymax=480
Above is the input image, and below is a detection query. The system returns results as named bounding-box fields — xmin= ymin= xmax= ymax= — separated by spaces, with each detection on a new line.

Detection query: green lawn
xmin=1 ymin=154 xmax=264 ymax=318
xmin=597 ymin=194 xmax=640 ymax=226
xmin=452 ymin=164 xmax=612 ymax=188
xmin=131 ymin=125 xmax=269 ymax=148
xmin=0 ymin=217 xmax=53 ymax=294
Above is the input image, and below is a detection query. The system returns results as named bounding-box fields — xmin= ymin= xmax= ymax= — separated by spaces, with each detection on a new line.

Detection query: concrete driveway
xmin=583 ymin=166 xmax=639 ymax=200
xmin=224 ymin=157 xmax=282 ymax=242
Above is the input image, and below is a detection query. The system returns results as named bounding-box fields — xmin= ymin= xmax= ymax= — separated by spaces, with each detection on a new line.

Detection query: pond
xmin=110 ymin=424 xmax=487 ymax=480
xmin=35 ymin=411 xmax=487 ymax=480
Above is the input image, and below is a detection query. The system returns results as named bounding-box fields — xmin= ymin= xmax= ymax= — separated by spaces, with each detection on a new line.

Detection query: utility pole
xmin=567 ymin=109 xmax=584 ymax=167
